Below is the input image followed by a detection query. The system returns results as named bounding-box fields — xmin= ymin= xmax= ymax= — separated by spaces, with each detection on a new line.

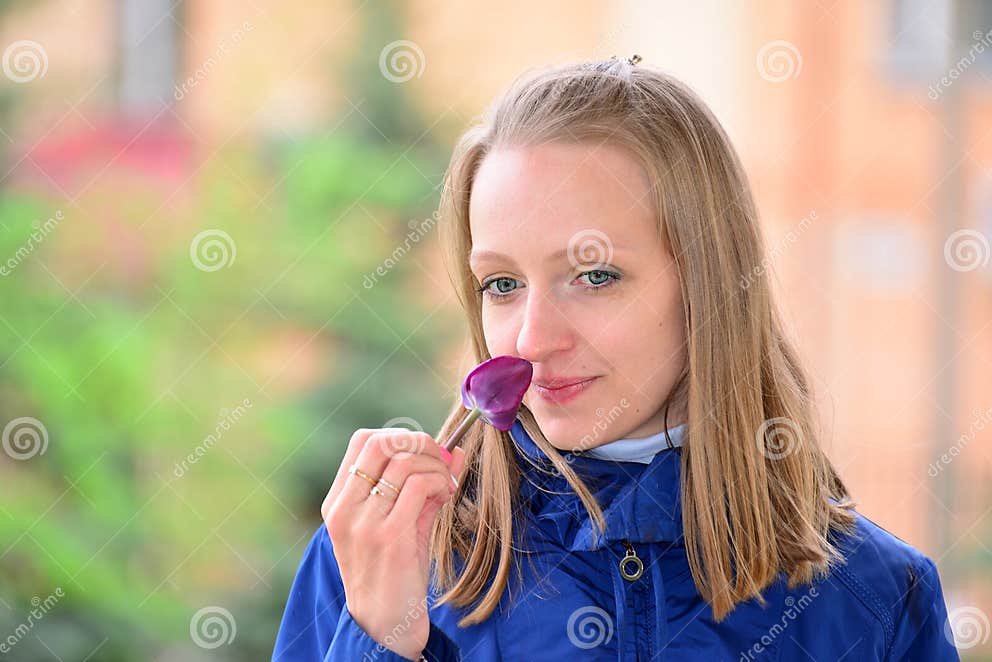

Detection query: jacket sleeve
xmin=888 ymin=556 xmax=960 ymax=661
xmin=272 ymin=522 xmax=463 ymax=662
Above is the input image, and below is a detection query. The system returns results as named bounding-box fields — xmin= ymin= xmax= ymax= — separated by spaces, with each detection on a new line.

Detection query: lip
xmin=534 ymin=376 xmax=599 ymax=405
xmin=533 ymin=375 xmax=598 ymax=389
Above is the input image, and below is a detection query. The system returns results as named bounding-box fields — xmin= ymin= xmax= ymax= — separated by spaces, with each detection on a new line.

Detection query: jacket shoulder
xmin=827 ymin=509 xmax=958 ymax=660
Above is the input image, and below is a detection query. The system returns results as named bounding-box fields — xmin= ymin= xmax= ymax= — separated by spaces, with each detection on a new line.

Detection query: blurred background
xmin=0 ymin=0 xmax=989 ymax=659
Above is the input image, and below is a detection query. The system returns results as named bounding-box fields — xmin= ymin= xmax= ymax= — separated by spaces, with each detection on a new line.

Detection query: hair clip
xmin=611 ymin=53 xmax=642 ymax=66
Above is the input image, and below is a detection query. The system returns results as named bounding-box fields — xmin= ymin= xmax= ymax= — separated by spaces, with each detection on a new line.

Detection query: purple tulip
xmin=442 ymin=355 xmax=533 ymax=452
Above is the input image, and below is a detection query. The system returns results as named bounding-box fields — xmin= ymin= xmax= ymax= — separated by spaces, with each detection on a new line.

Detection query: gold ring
xmin=370 ymin=484 xmax=396 ymax=499
xmin=375 ymin=477 xmax=401 ymax=497
xmin=348 ymin=464 xmax=378 ymax=488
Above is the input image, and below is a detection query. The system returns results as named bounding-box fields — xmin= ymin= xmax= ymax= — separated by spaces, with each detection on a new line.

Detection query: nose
xmin=515 ymin=288 xmax=575 ymax=363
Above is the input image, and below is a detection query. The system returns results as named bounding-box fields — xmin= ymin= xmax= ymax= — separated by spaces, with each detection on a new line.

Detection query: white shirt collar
xmin=579 ymin=422 xmax=687 ymax=464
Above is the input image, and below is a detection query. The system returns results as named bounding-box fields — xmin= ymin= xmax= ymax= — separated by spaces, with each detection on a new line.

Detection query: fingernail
xmin=439 ymin=447 xmax=453 ymax=464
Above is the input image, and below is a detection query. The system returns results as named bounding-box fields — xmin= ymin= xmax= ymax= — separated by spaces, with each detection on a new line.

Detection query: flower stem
xmin=442 ymin=408 xmax=482 ymax=452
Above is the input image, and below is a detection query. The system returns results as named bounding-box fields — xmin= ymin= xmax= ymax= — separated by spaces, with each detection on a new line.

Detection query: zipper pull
xmin=619 ymin=539 xmax=644 ymax=581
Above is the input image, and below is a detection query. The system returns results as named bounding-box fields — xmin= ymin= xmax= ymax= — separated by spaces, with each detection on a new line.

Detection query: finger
xmin=324 ymin=428 xmax=378 ymax=511
xmin=337 ymin=430 xmax=442 ymax=508
xmin=448 ymin=446 xmax=466 ymax=488
xmin=324 ymin=429 xmax=447 ymax=517
xmin=378 ymin=452 xmax=452 ymax=493
xmin=335 ymin=432 xmax=404 ymax=509
xmin=384 ymin=472 xmax=450 ymax=529
xmin=360 ymin=451 xmax=448 ymax=517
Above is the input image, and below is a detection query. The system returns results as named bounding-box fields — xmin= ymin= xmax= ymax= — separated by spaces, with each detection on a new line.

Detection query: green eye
xmin=585 ymin=270 xmax=612 ymax=286
xmin=477 ymin=277 xmax=519 ymax=299
xmin=477 ymin=270 xmax=622 ymax=301
xmin=579 ymin=270 xmax=622 ymax=292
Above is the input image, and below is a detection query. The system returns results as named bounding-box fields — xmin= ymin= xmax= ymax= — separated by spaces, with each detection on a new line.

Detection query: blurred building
xmin=1 ymin=0 xmax=990 ymax=655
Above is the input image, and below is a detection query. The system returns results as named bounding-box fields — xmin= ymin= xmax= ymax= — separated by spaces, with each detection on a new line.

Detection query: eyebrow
xmin=469 ymin=248 xmax=565 ymax=265
xmin=469 ymin=247 xmax=623 ymax=266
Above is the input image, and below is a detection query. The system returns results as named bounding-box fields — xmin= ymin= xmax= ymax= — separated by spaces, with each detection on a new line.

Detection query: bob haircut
xmin=430 ymin=56 xmax=857 ymax=626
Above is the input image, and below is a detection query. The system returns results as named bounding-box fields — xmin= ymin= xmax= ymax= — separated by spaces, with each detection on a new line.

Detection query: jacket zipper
xmin=619 ymin=540 xmax=644 ymax=581
xmin=618 ymin=539 xmax=653 ymax=660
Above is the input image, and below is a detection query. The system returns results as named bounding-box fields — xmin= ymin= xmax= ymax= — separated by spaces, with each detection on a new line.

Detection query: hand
xmin=321 ymin=428 xmax=466 ymax=660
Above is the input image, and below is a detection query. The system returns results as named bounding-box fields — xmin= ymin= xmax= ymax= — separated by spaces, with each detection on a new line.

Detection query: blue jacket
xmin=273 ymin=420 xmax=960 ymax=660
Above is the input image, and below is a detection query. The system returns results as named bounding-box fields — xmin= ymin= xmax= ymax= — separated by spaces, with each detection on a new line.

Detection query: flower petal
xmin=460 ymin=355 xmax=533 ymax=431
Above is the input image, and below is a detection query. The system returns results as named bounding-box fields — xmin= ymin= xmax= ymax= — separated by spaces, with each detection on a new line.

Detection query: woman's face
xmin=468 ymin=141 xmax=688 ymax=452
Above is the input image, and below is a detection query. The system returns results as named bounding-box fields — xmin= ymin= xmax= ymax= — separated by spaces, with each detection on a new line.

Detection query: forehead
xmin=468 ymin=142 xmax=657 ymax=265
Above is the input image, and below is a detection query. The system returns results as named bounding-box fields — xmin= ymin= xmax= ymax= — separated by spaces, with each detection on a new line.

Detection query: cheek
xmin=480 ymin=307 xmax=512 ymax=355
xmin=607 ymin=313 xmax=685 ymax=389
xmin=638 ymin=320 xmax=687 ymax=392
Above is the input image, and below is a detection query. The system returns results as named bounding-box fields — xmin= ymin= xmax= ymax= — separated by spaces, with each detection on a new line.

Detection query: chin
xmin=531 ymin=413 xmax=594 ymax=453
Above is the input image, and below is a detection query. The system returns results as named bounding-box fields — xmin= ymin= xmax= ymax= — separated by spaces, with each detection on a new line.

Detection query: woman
xmin=272 ymin=56 xmax=959 ymax=661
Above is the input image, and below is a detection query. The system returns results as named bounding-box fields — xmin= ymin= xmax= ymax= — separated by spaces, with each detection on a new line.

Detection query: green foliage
xmin=0 ymin=126 xmax=459 ymax=662
xmin=0 ymin=1 xmax=475 ymax=657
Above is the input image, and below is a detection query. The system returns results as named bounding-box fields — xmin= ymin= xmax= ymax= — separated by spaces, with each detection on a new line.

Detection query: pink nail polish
xmin=439 ymin=447 xmax=453 ymax=464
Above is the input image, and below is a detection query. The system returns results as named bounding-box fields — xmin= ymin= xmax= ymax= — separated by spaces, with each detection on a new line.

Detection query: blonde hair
xmin=429 ymin=57 xmax=857 ymax=626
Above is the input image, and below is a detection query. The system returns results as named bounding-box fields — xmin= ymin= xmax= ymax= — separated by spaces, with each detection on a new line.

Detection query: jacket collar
xmin=508 ymin=419 xmax=684 ymax=551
